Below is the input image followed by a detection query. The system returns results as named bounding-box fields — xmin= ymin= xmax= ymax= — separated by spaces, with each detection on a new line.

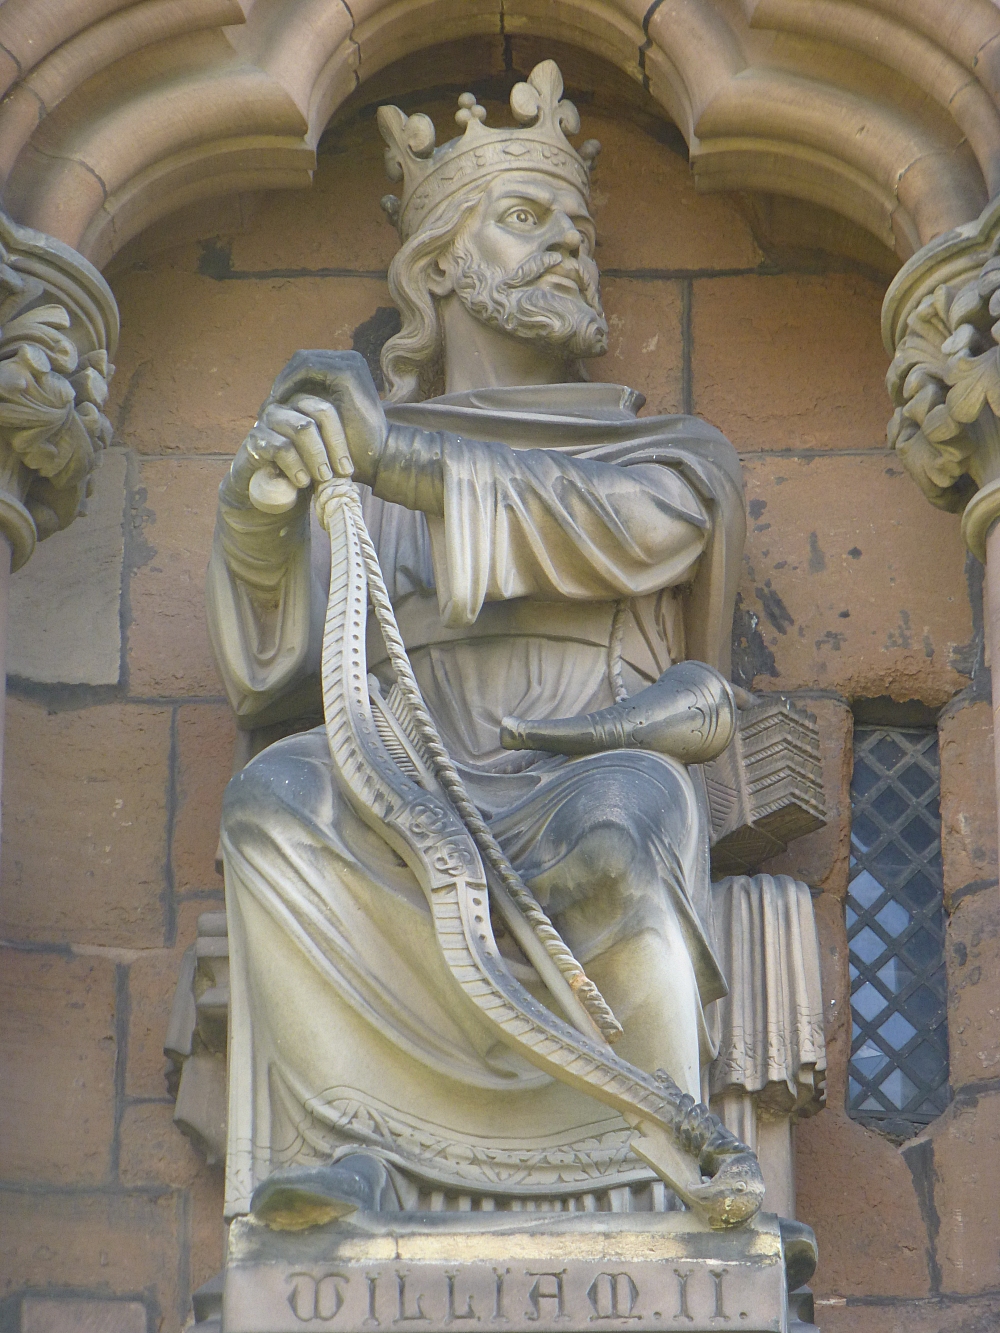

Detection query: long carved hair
xmin=380 ymin=191 xmax=481 ymax=404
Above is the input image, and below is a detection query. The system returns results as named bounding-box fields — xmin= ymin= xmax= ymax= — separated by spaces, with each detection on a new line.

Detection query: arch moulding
xmin=0 ymin=0 xmax=997 ymax=271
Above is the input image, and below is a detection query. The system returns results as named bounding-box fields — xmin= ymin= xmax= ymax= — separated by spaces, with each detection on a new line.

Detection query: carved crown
xmin=377 ymin=61 xmax=601 ymax=240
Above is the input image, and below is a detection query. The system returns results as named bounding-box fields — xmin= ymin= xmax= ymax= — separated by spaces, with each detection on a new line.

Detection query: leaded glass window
xmin=847 ymin=727 xmax=950 ymax=1133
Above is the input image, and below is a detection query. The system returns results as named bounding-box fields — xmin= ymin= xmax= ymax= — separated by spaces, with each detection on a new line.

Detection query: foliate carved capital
xmin=882 ymin=196 xmax=1000 ymax=562
xmin=0 ymin=212 xmax=118 ymax=569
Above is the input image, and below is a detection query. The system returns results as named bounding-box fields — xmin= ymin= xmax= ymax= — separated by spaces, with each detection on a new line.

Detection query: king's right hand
xmin=229 ymin=350 xmax=388 ymax=513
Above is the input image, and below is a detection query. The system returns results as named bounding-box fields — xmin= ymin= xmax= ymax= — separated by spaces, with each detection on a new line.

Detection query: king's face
xmin=461 ymin=173 xmax=598 ymax=295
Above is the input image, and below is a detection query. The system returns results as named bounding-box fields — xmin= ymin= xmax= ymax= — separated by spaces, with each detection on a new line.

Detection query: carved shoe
xmin=250 ymin=1153 xmax=399 ymax=1231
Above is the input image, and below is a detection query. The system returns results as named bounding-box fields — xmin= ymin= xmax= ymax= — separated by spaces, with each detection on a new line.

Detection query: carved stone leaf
xmin=902 ymin=382 xmax=945 ymax=426
xmin=896 ymin=430 xmax=973 ymax=511
xmin=941 ymin=323 xmax=980 ymax=357
xmin=922 ymin=402 xmax=963 ymax=442
xmin=0 ymin=305 xmax=78 ymax=375
xmin=949 ymin=281 xmax=988 ymax=329
xmin=944 ymin=344 xmax=1000 ymax=422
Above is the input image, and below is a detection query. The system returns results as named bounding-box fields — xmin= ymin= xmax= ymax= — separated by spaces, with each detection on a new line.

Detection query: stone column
xmin=883 ymin=196 xmax=1000 ymax=853
xmin=0 ymin=212 xmax=118 ymax=810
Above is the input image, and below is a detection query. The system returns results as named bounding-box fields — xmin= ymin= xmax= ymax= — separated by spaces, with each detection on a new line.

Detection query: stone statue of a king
xmin=207 ymin=61 xmax=756 ymax=1234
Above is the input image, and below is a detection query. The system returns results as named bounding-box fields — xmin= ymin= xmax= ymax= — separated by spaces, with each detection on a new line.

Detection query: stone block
xmin=106 ymin=272 xmax=390 ymax=455
xmin=173 ymin=704 xmax=237 ymax=892
xmin=592 ymin=278 xmax=683 ymax=416
xmin=738 ymin=454 xmax=973 ymax=703
xmin=0 ymin=951 xmax=116 ymax=1186
xmin=811 ymin=889 xmax=851 ymax=1063
xmin=127 ymin=457 xmax=228 ymax=698
xmin=189 ymin=1166 xmax=227 ymax=1296
xmin=8 ymin=449 xmax=127 ymax=686
xmin=946 ymin=890 xmax=1000 ymax=1087
xmin=18 ymin=1296 xmax=147 ymax=1333
xmin=929 ymin=1087 xmax=1000 ymax=1294
xmin=202 ymin=95 xmax=760 ymax=280
xmin=229 ymin=116 xmax=399 ymax=275
xmin=813 ymin=1292 xmax=1000 ymax=1332
xmin=691 ymin=273 xmax=889 ymax=452
xmin=225 ymin=1211 xmax=786 ymax=1333
xmin=795 ymin=1105 xmax=930 ymax=1298
xmin=939 ymin=702 xmax=997 ymax=907
xmin=127 ymin=898 xmax=209 ymax=1100
xmin=1 ymin=699 xmax=171 ymax=948
xmin=582 ymin=113 xmax=762 ymax=273
xmin=760 ymin=696 xmax=853 ymax=894
xmin=119 ymin=1100 xmax=207 ymax=1189
xmin=0 ymin=1189 xmax=184 ymax=1330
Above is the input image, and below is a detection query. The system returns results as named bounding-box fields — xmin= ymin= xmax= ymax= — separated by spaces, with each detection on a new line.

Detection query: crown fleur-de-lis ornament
xmin=378 ymin=61 xmax=601 ymax=239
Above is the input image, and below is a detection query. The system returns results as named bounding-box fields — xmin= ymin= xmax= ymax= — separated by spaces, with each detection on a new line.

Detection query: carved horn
xmin=501 ymin=660 xmax=737 ymax=763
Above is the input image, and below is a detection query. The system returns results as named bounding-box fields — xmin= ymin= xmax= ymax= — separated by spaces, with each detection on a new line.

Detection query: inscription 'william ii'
xmin=283 ymin=1263 xmax=739 ymax=1329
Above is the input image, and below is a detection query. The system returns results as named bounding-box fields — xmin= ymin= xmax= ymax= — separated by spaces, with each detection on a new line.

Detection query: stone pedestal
xmin=221 ymin=1210 xmax=794 ymax=1333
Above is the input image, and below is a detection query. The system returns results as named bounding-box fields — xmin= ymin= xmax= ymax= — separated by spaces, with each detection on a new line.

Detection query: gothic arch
xmin=0 ymin=0 xmax=998 ymax=269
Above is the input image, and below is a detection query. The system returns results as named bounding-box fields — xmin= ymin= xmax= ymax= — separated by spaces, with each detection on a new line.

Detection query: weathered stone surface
xmin=1 ymin=700 xmax=170 ymax=948
xmin=226 ymin=1212 xmax=786 ymax=1333
xmin=739 ymin=454 xmax=973 ymax=703
xmin=811 ymin=889 xmax=851 ymax=1062
xmin=107 ymin=273 xmax=390 ymax=455
xmin=119 ymin=1100 xmax=208 ymax=1189
xmin=0 ymin=1190 xmax=185 ymax=1330
xmin=939 ymin=702 xmax=997 ymax=907
xmin=225 ymin=101 xmax=762 ymax=279
xmin=126 ymin=898 xmax=209 ymax=1100
xmin=813 ymin=1292 xmax=1000 ymax=1332
xmin=189 ymin=1165 xmax=227 ymax=1297
xmin=173 ymin=704 xmax=237 ymax=892
xmin=946 ymin=890 xmax=1000 ymax=1088
xmin=691 ymin=273 xmax=889 ymax=452
xmin=8 ymin=449 xmax=127 ymax=686
xmin=127 ymin=457 xmax=228 ymax=697
xmin=593 ymin=277 xmax=683 ymax=415
xmin=796 ymin=1102 xmax=930 ymax=1298
xmin=0 ymin=951 xmax=116 ymax=1186
xmin=929 ymin=1087 xmax=1000 ymax=1294
xmin=582 ymin=113 xmax=762 ymax=272
xmin=19 ymin=1296 xmax=147 ymax=1333
xmin=761 ymin=696 xmax=852 ymax=894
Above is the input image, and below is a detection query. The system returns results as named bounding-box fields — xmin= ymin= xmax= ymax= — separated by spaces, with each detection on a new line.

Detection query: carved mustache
xmin=502 ymin=250 xmax=602 ymax=312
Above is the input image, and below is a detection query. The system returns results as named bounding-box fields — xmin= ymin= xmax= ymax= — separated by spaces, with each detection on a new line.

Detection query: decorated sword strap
xmin=299 ymin=473 xmax=764 ymax=1230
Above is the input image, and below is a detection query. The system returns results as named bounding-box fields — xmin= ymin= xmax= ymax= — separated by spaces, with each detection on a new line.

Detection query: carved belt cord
xmin=251 ymin=428 xmax=765 ymax=1229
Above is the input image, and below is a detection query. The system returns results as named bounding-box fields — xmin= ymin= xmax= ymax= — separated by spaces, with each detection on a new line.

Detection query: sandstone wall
xmin=1 ymin=71 xmax=997 ymax=1332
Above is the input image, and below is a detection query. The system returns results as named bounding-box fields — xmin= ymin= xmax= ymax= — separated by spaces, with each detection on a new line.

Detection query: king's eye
xmin=506 ymin=208 xmax=537 ymax=226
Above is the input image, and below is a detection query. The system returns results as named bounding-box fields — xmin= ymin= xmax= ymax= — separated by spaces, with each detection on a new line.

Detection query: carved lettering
xmin=394 ymin=1272 xmax=431 ymax=1323
xmin=587 ymin=1272 xmax=641 ymax=1321
xmin=444 ymin=1272 xmax=479 ymax=1323
xmin=672 ymin=1271 xmax=693 ymax=1323
xmin=492 ymin=1267 xmax=509 ymax=1322
xmin=287 ymin=1271 xmax=350 ymax=1323
xmin=365 ymin=1273 xmax=381 ymax=1327
xmin=709 ymin=1271 xmax=729 ymax=1322
xmin=524 ymin=1271 xmax=569 ymax=1322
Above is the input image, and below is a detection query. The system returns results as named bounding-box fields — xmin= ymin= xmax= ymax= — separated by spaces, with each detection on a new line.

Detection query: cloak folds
xmin=207 ymin=381 xmax=747 ymax=1217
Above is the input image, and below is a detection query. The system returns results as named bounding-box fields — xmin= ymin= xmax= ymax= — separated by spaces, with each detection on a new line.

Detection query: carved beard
xmin=449 ymin=238 xmax=609 ymax=359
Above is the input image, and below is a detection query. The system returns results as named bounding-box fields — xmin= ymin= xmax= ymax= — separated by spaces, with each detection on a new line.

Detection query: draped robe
xmin=207 ymin=381 xmax=747 ymax=1217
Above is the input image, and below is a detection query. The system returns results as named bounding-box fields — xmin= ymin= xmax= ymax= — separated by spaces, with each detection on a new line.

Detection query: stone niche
xmin=4 ymin=32 xmax=997 ymax=1333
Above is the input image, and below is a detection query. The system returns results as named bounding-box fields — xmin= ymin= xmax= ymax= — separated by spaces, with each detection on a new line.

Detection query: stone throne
xmin=168 ymin=701 xmax=828 ymax=1331
xmin=167 ymin=61 xmax=829 ymax=1333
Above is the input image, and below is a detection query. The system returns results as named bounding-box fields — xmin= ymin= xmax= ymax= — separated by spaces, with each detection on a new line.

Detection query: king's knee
xmin=574 ymin=821 xmax=639 ymax=889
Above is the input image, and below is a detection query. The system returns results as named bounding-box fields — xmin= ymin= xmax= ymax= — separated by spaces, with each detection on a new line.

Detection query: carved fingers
xmin=268 ymin=349 xmax=387 ymax=485
xmin=287 ymin=395 xmax=354 ymax=477
xmin=236 ymin=396 xmax=359 ymax=515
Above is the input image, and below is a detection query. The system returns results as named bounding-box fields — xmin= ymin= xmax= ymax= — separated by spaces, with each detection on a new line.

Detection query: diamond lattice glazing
xmin=847 ymin=727 xmax=950 ymax=1127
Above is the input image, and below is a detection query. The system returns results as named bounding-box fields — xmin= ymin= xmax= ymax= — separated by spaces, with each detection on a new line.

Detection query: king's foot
xmin=250 ymin=1153 xmax=398 ymax=1231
